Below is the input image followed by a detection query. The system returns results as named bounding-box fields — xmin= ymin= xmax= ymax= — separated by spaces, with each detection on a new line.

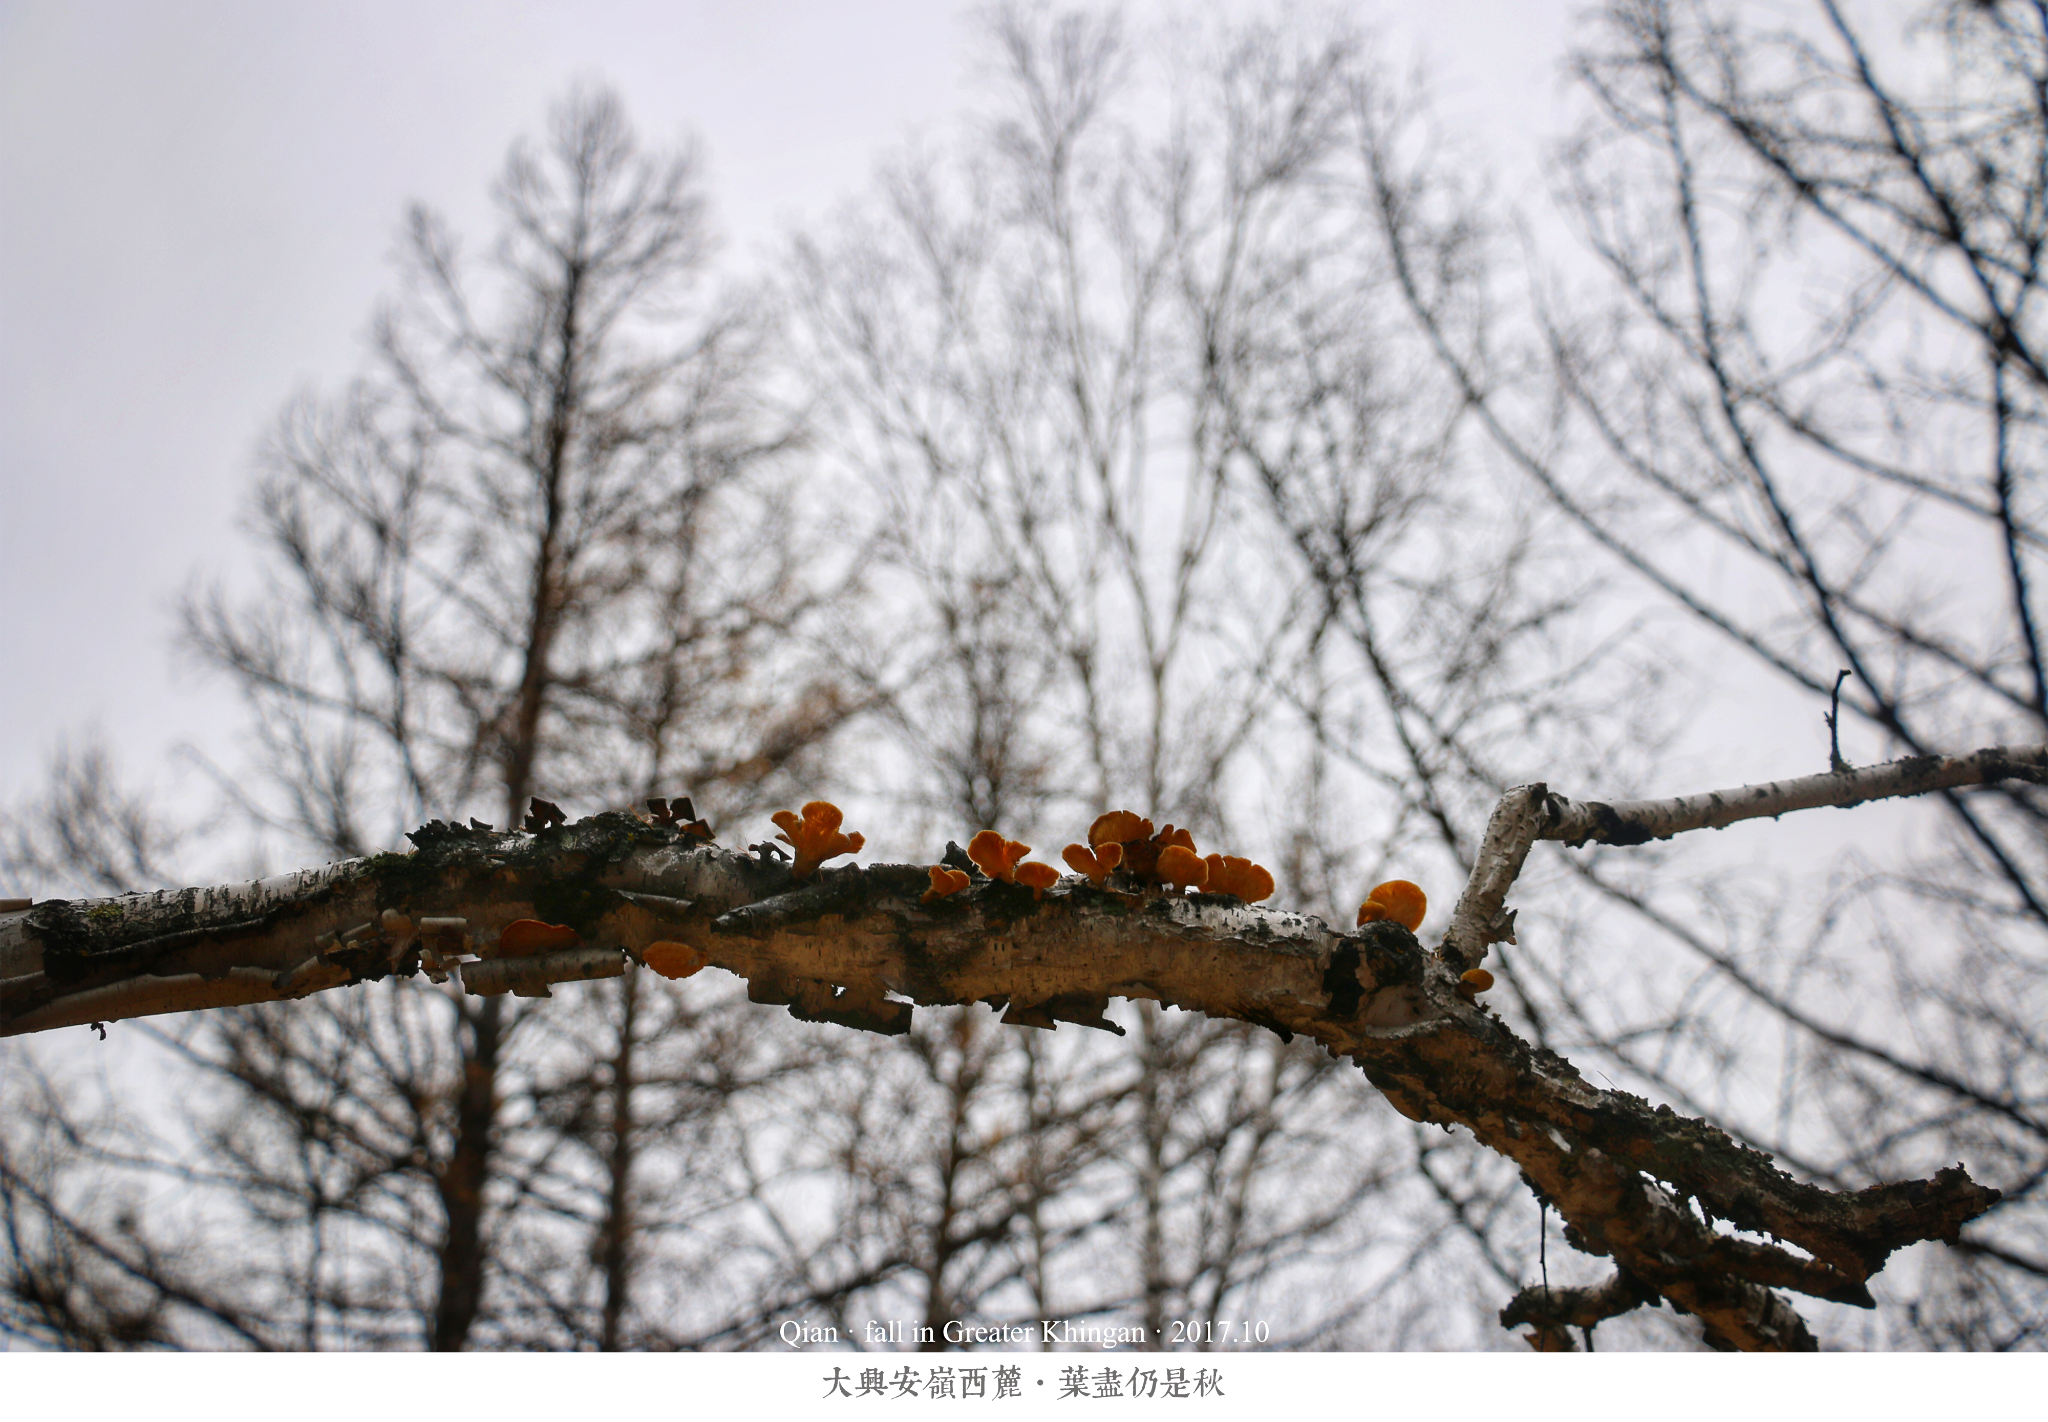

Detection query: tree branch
xmin=1544 ymin=745 xmax=2047 ymax=847
xmin=6 ymin=750 xmax=2032 ymax=1349
xmin=1444 ymin=746 xmax=2046 ymax=973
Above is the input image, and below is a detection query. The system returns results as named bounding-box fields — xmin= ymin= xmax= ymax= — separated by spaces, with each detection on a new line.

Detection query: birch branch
xmin=1441 ymin=745 xmax=2046 ymax=972
xmin=1439 ymin=784 xmax=1547 ymax=969
xmin=1542 ymin=745 xmax=2046 ymax=846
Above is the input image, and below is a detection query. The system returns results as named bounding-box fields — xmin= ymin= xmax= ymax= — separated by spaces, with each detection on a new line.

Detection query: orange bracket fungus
xmin=1014 ymin=861 xmax=1060 ymax=900
xmin=1357 ymin=879 xmax=1428 ymax=933
xmin=1458 ymin=967 xmax=1495 ymax=998
xmin=1086 ymin=812 xmax=1211 ymax=887
xmin=967 ymin=830 xmax=1032 ymax=884
xmin=1138 ymin=823 xmax=1196 ymax=881
xmin=1088 ymin=810 xmax=1153 ymax=849
xmin=923 ymin=865 xmax=971 ymax=903
xmin=644 ymin=940 xmax=711 ymax=980
xmin=1088 ymin=812 xmax=1152 ymax=873
xmin=496 ymin=919 xmax=580 ymax=958
xmin=1124 ymin=823 xmax=1195 ymax=881
xmin=771 ymin=801 xmax=865 ymax=880
xmin=1203 ymin=854 xmax=1275 ymax=904
xmin=1156 ymin=844 xmax=1209 ymax=893
xmin=1061 ymin=842 xmax=1124 ymax=886
xmin=1086 ymin=813 xmax=1196 ymax=882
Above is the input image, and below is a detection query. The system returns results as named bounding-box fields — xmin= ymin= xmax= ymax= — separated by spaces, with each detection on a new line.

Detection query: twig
xmin=1541 ymin=744 xmax=2043 ymax=849
xmin=1825 ymin=669 xmax=1853 ymax=773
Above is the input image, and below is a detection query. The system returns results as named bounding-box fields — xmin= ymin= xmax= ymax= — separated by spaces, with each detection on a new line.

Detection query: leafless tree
xmin=0 ymin=737 xmax=187 ymax=901
xmin=5 ymin=85 xmax=848 ymax=1351
xmin=791 ymin=7 xmax=1300 ymax=842
xmin=1363 ymin=0 xmax=2048 ymax=1346
xmin=188 ymin=85 xmax=837 ymax=847
xmin=774 ymin=5 xmax=1610 ymax=1348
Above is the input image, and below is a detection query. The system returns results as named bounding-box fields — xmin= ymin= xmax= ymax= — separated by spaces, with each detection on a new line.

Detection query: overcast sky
xmin=0 ymin=0 xmax=1583 ymax=824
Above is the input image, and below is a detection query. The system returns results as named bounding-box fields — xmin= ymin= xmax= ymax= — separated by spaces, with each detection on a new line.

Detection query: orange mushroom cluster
xmin=753 ymin=800 xmax=1281 ymax=912
xmin=771 ymin=801 xmax=865 ymax=879
xmin=1088 ymin=811 xmax=1151 ymax=850
xmin=1014 ymin=863 xmax=1059 ymax=898
xmin=967 ymin=831 xmax=1060 ymax=899
xmin=967 ymin=831 xmax=1031 ymax=882
xmin=1062 ymin=811 xmax=1274 ymax=903
xmin=1157 ymin=843 xmax=1207 ymax=891
xmin=1123 ymin=821 xmax=1195 ymax=881
xmin=1356 ymin=879 xmax=1427 ymax=933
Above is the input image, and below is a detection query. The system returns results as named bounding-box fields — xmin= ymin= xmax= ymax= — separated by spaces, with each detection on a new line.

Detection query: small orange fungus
xmin=1156 ymin=844 xmax=1209 ymax=892
xmin=1061 ymin=842 xmax=1123 ymax=886
xmin=1125 ymin=824 xmax=1194 ymax=881
xmin=1357 ymin=880 xmax=1427 ymax=933
xmin=1203 ymin=854 xmax=1275 ymax=904
xmin=1458 ymin=967 xmax=1495 ymax=995
xmin=923 ymin=865 xmax=971 ymax=903
xmin=1078 ymin=813 xmax=1198 ymax=884
xmin=645 ymin=941 xmax=711 ymax=980
xmin=968 ymin=830 xmax=1032 ymax=884
xmin=1014 ymin=862 xmax=1060 ymax=900
xmin=771 ymin=801 xmax=865 ymax=880
xmin=497 ymin=919 xmax=580 ymax=958
xmin=1089 ymin=811 xmax=1153 ymax=848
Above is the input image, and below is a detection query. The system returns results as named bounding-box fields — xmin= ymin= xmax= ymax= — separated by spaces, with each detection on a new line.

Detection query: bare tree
xmin=4 ymin=85 xmax=847 ymax=1352
xmin=791 ymin=6 xmax=1304 ymax=840
xmin=0 ymin=736 xmax=187 ymax=901
xmin=1364 ymin=0 xmax=2048 ymax=1346
xmin=188 ymin=85 xmax=836 ymax=848
xmin=778 ymin=6 xmax=1460 ymax=1345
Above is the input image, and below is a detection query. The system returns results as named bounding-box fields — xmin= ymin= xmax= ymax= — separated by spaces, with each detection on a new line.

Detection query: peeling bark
xmin=1440 ymin=784 xmax=1548 ymax=970
xmin=5 ymin=746 xmax=2035 ymax=1349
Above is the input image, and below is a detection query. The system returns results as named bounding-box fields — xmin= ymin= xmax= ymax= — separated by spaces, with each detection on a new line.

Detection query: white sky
xmin=0 ymin=0 xmax=1585 ymax=821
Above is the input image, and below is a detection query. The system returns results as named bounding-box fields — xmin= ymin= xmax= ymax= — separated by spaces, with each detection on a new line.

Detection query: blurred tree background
xmin=3 ymin=0 xmax=2041 ymax=1350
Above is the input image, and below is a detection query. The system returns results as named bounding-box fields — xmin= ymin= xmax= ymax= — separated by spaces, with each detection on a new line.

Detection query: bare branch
xmin=3 ymin=764 xmax=2014 ymax=1350
xmin=1545 ymin=745 xmax=2047 ymax=847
